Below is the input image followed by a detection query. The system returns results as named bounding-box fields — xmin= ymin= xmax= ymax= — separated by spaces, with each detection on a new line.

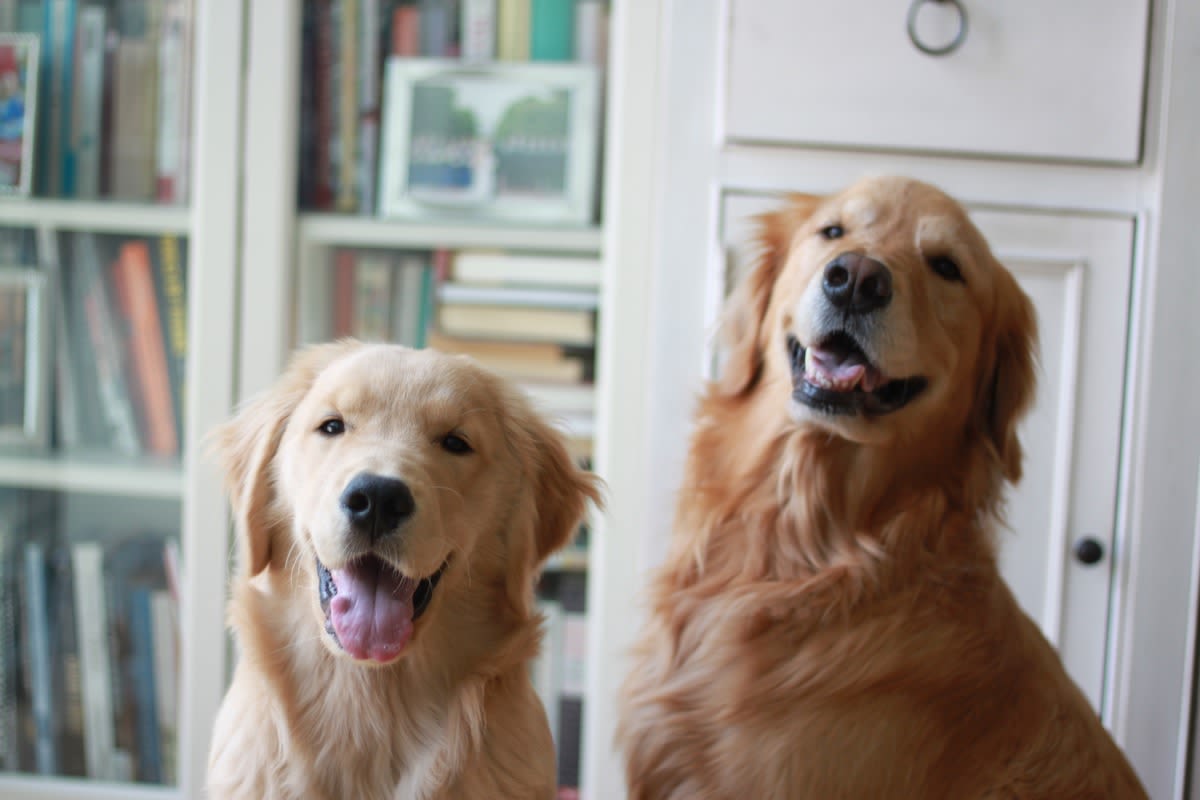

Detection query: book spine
xmin=555 ymin=571 xmax=587 ymax=791
xmin=155 ymin=0 xmax=187 ymax=202
xmin=0 ymin=521 xmax=17 ymax=770
xmin=530 ymin=0 xmax=573 ymax=61
xmin=72 ymin=542 xmax=115 ymax=781
xmin=76 ymin=233 xmax=142 ymax=455
xmin=111 ymin=240 xmax=178 ymax=456
xmin=352 ymin=254 xmax=394 ymax=341
xmin=149 ymin=589 xmax=178 ymax=784
xmin=418 ymin=0 xmax=454 ymax=57
xmin=73 ymin=6 xmax=107 ymax=199
xmin=356 ymin=0 xmax=380 ymax=215
xmin=391 ymin=5 xmax=421 ymax=56
xmin=153 ymin=235 xmax=188 ymax=448
xmin=110 ymin=39 xmax=159 ymax=201
xmin=56 ymin=0 xmax=78 ymax=196
xmin=127 ymin=587 xmax=161 ymax=783
xmin=496 ymin=0 xmax=530 ymax=61
xmin=337 ymin=0 xmax=359 ymax=212
xmin=312 ymin=0 xmax=335 ymax=209
xmin=460 ymin=0 xmax=496 ymax=61
xmin=23 ymin=543 xmax=56 ymax=775
xmin=332 ymin=249 xmax=357 ymax=338
xmin=52 ymin=547 xmax=86 ymax=777
xmin=573 ymin=0 xmax=606 ymax=67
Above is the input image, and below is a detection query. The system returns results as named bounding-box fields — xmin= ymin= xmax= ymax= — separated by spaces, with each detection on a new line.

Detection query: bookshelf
xmin=0 ymin=2 xmax=243 ymax=800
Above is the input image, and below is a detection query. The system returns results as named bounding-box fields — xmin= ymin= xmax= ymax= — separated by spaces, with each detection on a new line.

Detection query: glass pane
xmin=1 ymin=487 xmax=181 ymax=784
xmin=0 ymin=224 xmax=186 ymax=786
xmin=0 ymin=1 xmax=195 ymax=203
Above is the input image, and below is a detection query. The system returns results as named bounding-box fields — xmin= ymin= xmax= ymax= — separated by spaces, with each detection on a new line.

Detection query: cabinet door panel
xmin=721 ymin=193 xmax=1133 ymax=712
xmin=724 ymin=0 xmax=1149 ymax=163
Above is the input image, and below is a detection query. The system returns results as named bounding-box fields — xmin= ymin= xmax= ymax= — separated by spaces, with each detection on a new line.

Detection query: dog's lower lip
xmin=786 ymin=333 xmax=926 ymax=416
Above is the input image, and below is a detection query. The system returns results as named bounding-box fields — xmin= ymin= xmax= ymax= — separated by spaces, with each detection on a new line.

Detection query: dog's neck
xmin=672 ymin=386 xmax=1006 ymax=589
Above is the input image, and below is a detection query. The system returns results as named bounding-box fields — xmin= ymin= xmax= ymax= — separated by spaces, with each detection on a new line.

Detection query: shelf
xmin=0 ymin=775 xmax=176 ymax=800
xmin=0 ymin=454 xmax=184 ymax=498
xmin=0 ymin=199 xmax=191 ymax=235
xmin=297 ymin=213 xmax=604 ymax=254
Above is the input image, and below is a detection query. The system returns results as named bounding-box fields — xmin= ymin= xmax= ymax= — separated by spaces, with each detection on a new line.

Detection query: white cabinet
xmin=724 ymin=195 xmax=1134 ymax=710
xmin=725 ymin=0 xmax=1150 ymax=162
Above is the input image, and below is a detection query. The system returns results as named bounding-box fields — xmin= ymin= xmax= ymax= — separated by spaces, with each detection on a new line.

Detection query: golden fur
xmin=617 ymin=177 xmax=1147 ymax=799
xmin=206 ymin=341 xmax=601 ymax=800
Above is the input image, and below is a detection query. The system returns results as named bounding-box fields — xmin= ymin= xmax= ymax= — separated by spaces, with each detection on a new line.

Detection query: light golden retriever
xmin=618 ymin=176 xmax=1148 ymax=798
xmin=206 ymin=340 xmax=601 ymax=800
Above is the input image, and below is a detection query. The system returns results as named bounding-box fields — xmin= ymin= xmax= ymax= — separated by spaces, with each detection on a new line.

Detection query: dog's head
xmin=213 ymin=341 xmax=602 ymax=665
xmin=721 ymin=176 xmax=1037 ymax=480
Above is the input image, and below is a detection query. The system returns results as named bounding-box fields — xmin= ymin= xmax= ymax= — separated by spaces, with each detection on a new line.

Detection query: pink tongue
xmin=806 ymin=347 xmax=869 ymax=391
xmin=329 ymin=558 xmax=416 ymax=663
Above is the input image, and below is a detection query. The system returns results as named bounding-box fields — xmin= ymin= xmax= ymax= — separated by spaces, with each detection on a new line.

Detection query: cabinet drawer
xmin=724 ymin=0 xmax=1149 ymax=163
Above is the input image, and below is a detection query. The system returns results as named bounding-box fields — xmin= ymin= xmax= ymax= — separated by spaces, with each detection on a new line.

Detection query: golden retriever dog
xmin=206 ymin=341 xmax=601 ymax=800
xmin=617 ymin=176 xmax=1147 ymax=798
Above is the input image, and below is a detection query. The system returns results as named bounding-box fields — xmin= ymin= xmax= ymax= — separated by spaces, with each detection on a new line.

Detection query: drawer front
xmin=724 ymin=0 xmax=1149 ymax=163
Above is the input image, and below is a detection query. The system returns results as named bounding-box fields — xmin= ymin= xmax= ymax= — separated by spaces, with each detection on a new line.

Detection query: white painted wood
xmin=237 ymin=1 xmax=303 ymax=398
xmin=298 ymin=213 xmax=604 ymax=253
xmin=0 ymin=456 xmax=183 ymax=497
xmin=582 ymin=0 xmax=669 ymax=797
xmin=0 ymin=200 xmax=190 ymax=233
xmin=724 ymin=0 xmax=1150 ymax=163
xmin=0 ymin=776 xmax=176 ymax=800
xmin=176 ymin=1 xmax=247 ymax=797
xmin=1105 ymin=1 xmax=1200 ymax=796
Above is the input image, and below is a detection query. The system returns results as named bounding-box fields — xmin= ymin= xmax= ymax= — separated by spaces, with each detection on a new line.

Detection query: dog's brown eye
xmin=441 ymin=433 xmax=472 ymax=455
xmin=820 ymin=224 xmax=845 ymax=240
xmin=318 ymin=418 xmax=346 ymax=436
xmin=929 ymin=256 xmax=964 ymax=282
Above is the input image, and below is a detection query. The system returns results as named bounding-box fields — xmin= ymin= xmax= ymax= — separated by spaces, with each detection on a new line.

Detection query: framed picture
xmin=0 ymin=267 xmax=49 ymax=448
xmin=0 ymin=34 xmax=38 ymax=196
xmin=378 ymin=59 xmax=600 ymax=225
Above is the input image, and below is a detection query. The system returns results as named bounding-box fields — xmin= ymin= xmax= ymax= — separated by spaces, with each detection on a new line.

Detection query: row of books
xmin=298 ymin=0 xmax=608 ymax=213
xmin=325 ymin=246 xmax=597 ymax=387
xmin=56 ymin=232 xmax=188 ymax=458
xmin=0 ymin=492 xmax=180 ymax=783
xmin=0 ymin=0 xmax=194 ymax=202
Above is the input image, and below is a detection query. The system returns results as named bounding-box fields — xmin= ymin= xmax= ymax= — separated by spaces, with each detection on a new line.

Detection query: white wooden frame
xmin=586 ymin=2 xmax=1200 ymax=800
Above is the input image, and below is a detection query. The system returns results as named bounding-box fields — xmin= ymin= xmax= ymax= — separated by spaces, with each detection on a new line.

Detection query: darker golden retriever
xmin=618 ymin=176 xmax=1147 ymax=798
xmin=206 ymin=341 xmax=601 ymax=800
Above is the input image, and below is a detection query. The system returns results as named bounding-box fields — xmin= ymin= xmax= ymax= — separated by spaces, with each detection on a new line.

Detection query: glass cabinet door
xmin=0 ymin=0 xmax=195 ymax=791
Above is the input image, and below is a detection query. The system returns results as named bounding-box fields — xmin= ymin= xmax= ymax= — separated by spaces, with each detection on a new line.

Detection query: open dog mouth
xmin=316 ymin=554 xmax=448 ymax=663
xmin=787 ymin=332 xmax=927 ymax=416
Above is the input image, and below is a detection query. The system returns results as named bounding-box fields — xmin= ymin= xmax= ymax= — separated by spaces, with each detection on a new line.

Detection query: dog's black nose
xmin=823 ymin=253 xmax=893 ymax=314
xmin=340 ymin=473 xmax=415 ymax=539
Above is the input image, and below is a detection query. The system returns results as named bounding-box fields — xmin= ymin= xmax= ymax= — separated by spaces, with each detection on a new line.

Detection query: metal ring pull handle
xmin=907 ymin=0 xmax=968 ymax=57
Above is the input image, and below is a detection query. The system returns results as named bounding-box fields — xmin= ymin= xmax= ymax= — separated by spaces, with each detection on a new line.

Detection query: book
xmin=497 ymin=0 xmax=531 ymax=60
xmin=127 ymin=587 xmax=161 ymax=783
xmin=156 ymin=0 xmax=194 ymax=203
xmin=74 ymin=233 xmax=142 ymax=455
xmin=554 ymin=571 xmax=587 ymax=791
xmin=152 ymin=235 xmax=188 ymax=448
xmin=110 ymin=240 xmax=178 ymax=457
xmin=530 ymin=0 xmax=573 ymax=61
xmin=353 ymin=252 xmax=394 ymax=341
xmin=391 ymin=251 xmax=433 ymax=347
xmin=451 ymin=251 xmax=603 ymax=288
xmin=332 ymin=249 xmax=357 ymax=337
xmin=391 ymin=4 xmax=422 ymax=56
xmin=419 ymin=0 xmax=455 ymax=57
xmin=72 ymin=541 xmax=116 ymax=781
xmin=436 ymin=303 xmax=596 ymax=347
xmin=149 ymin=589 xmax=178 ymax=784
xmin=337 ymin=0 xmax=360 ymax=212
xmin=426 ymin=330 xmax=586 ymax=383
xmin=574 ymin=0 xmax=608 ymax=67
xmin=51 ymin=546 xmax=86 ymax=777
xmin=356 ymin=0 xmax=382 ymax=214
xmin=0 ymin=513 xmax=18 ymax=770
xmin=22 ymin=542 xmax=55 ymax=774
xmin=437 ymin=281 xmax=599 ymax=311
xmin=72 ymin=5 xmax=107 ymax=198
xmin=531 ymin=598 xmax=564 ymax=747
xmin=111 ymin=38 xmax=159 ymax=201
xmin=460 ymin=0 xmax=497 ymax=61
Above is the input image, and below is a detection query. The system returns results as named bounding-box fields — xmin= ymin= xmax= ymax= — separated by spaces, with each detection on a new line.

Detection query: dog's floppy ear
xmin=209 ymin=340 xmax=361 ymax=576
xmin=718 ymin=193 xmax=823 ymax=396
xmin=981 ymin=267 xmax=1038 ymax=483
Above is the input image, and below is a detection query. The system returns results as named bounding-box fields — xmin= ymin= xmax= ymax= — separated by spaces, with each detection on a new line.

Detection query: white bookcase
xmin=0 ymin=0 xmax=244 ymax=798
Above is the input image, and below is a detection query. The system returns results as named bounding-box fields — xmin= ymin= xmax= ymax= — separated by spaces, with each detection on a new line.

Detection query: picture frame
xmin=0 ymin=34 xmax=38 ymax=197
xmin=377 ymin=59 xmax=600 ymax=225
xmin=0 ymin=267 xmax=49 ymax=448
